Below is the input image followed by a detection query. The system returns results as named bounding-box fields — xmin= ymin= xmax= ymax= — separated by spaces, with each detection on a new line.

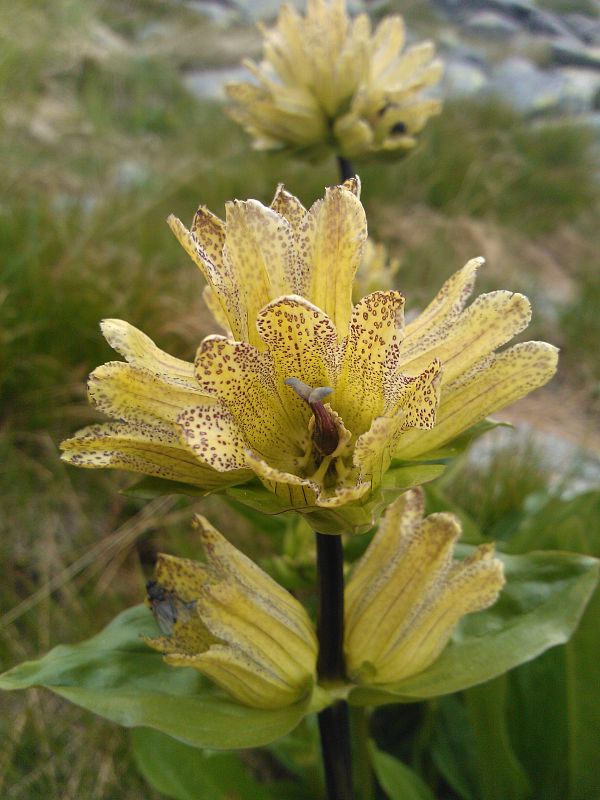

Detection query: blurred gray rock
xmin=443 ymin=58 xmax=489 ymax=96
xmin=550 ymin=40 xmax=600 ymax=70
xmin=487 ymin=57 xmax=568 ymax=114
xmin=183 ymin=66 xmax=249 ymax=100
xmin=464 ymin=10 xmax=521 ymax=38
xmin=557 ymin=68 xmax=600 ymax=113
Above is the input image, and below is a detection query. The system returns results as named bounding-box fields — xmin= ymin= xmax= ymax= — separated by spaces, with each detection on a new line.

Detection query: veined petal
xmin=178 ymin=403 xmax=250 ymax=472
xmin=88 ymin=362 xmax=211 ymax=425
xmin=190 ymin=205 xmax=226 ymax=266
xmin=198 ymin=580 xmax=315 ymax=682
xmin=356 ymin=361 xmax=441 ymax=486
xmin=394 ymin=341 xmax=559 ymax=460
xmin=60 ymin=421 xmax=248 ymax=488
xmin=374 ymin=544 xmax=505 ymax=684
xmin=257 ymin=295 xmax=339 ymax=398
xmin=223 ymin=200 xmax=295 ymax=347
xmin=346 ymin=512 xmax=461 ymax=670
xmin=345 ymin=490 xmax=424 ymax=619
xmin=371 ymin=16 xmax=406 ymax=79
xmin=100 ymin=319 xmax=197 ymax=386
xmin=380 ymin=41 xmax=437 ymax=90
xmin=194 ymin=515 xmax=317 ymax=639
xmin=194 ymin=336 xmax=302 ymax=466
xmin=146 ymin=517 xmax=317 ymax=709
xmin=302 ymin=184 xmax=367 ymax=335
xmin=246 ymin=451 xmax=320 ymax=509
xmin=336 ymin=290 xmax=405 ymax=434
xmin=167 ymin=215 xmax=242 ymax=339
xmin=398 ymin=291 xmax=532 ymax=382
xmin=174 ymin=645 xmax=306 ymax=709
xmin=400 ymin=259 xmax=481 ymax=358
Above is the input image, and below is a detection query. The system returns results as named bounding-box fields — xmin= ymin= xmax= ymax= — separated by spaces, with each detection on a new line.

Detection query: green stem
xmin=350 ymin=706 xmax=375 ymax=800
xmin=315 ymin=532 xmax=354 ymax=800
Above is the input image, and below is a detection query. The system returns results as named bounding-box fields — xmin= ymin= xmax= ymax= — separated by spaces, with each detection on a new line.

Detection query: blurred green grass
xmin=1 ymin=0 xmax=600 ymax=796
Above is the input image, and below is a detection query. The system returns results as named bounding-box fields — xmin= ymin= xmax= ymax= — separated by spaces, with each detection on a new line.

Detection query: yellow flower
xmin=344 ymin=489 xmax=505 ymax=685
xmin=226 ymin=0 xmax=443 ymax=160
xmin=61 ymin=179 xmax=558 ymax=533
xmin=144 ymin=515 xmax=317 ymax=709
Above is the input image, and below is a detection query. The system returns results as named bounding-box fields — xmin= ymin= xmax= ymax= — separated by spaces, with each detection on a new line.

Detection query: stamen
xmin=285 ymin=377 xmax=339 ymax=456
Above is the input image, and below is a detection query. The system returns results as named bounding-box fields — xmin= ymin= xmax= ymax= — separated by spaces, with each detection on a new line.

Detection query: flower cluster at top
xmin=226 ymin=0 xmax=443 ymax=160
xmin=61 ymin=178 xmax=558 ymax=534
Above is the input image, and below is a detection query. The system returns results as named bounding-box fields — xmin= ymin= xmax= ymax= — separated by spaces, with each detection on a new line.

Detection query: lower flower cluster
xmin=146 ymin=489 xmax=504 ymax=708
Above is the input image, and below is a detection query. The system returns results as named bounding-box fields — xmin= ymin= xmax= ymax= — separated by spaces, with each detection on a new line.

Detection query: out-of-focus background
xmin=1 ymin=0 xmax=599 ymax=796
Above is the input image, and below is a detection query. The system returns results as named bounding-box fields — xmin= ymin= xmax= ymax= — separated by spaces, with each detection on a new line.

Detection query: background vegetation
xmin=1 ymin=0 xmax=599 ymax=797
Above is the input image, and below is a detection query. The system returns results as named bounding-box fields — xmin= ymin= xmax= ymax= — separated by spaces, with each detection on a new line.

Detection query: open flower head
xmin=345 ymin=489 xmax=505 ymax=685
xmin=226 ymin=0 xmax=443 ymax=160
xmin=144 ymin=515 xmax=317 ymax=709
xmin=61 ymin=179 xmax=558 ymax=534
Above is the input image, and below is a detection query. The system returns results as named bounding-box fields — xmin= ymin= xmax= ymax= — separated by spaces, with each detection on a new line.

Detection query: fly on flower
xmin=146 ymin=580 xmax=196 ymax=636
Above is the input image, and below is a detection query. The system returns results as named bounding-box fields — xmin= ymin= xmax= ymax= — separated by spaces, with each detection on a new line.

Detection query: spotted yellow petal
xmin=399 ymin=290 xmax=532 ymax=383
xmin=395 ymin=341 xmax=559 ymax=459
xmin=167 ymin=215 xmax=241 ymax=339
xmin=400 ymin=258 xmax=481 ymax=356
xmin=257 ymin=295 xmax=339 ymax=398
xmin=88 ymin=362 xmax=211 ymax=425
xmin=178 ymin=402 xmax=250 ymax=472
xmin=193 ymin=336 xmax=302 ymax=467
xmin=100 ymin=319 xmax=197 ymax=385
xmin=61 ymin=421 xmax=248 ymax=488
xmin=223 ymin=200 xmax=295 ymax=346
xmin=302 ymin=184 xmax=367 ymax=335
xmin=336 ymin=290 xmax=405 ymax=434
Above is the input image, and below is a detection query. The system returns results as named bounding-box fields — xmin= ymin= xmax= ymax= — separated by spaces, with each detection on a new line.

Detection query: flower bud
xmin=144 ymin=516 xmax=318 ymax=709
xmin=345 ymin=489 xmax=505 ymax=685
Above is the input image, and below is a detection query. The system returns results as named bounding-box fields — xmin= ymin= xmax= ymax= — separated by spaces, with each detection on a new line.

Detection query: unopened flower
xmin=144 ymin=515 xmax=317 ymax=709
xmin=61 ymin=179 xmax=558 ymax=533
xmin=344 ymin=489 xmax=505 ymax=685
xmin=226 ymin=0 xmax=443 ymax=160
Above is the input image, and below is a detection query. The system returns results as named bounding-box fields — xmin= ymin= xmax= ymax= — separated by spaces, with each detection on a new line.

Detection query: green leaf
xmin=0 ymin=605 xmax=310 ymax=749
xmin=132 ymin=728 xmax=274 ymax=800
xmin=505 ymin=489 xmax=600 ymax=799
xmin=348 ymin=550 xmax=599 ymax=706
xmin=463 ymin=676 xmax=530 ymax=800
xmin=369 ymin=742 xmax=436 ymax=800
xmin=123 ymin=475 xmax=211 ymax=499
xmin=430 ymin=695 xmax=478 ymax=800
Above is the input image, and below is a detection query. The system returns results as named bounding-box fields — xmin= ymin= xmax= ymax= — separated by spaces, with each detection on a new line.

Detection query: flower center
xmin=285 ymin=377 xmax=340 ymax=457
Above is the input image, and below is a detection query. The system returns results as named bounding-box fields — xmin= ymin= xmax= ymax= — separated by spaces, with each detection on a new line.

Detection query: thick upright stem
xmin=337 ymin=156 xmax=356 ymax=183
xmin=316 ymin=532 xmax=354 ymax=800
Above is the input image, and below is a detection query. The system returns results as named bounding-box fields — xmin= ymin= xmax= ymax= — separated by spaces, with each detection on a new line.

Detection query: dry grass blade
xmin=0 ymin=496 xmax=175 ymax=631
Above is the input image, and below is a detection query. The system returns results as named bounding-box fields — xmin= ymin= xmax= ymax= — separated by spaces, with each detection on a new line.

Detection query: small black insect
xmin=146 ymin=580 xmax=195 ymax=635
